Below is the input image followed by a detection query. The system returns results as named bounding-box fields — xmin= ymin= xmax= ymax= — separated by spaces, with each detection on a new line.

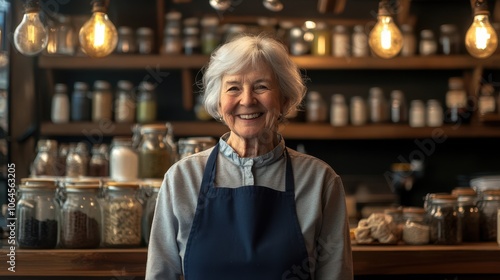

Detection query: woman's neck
xmin=226 ymin=132 xmax=278 ymax=158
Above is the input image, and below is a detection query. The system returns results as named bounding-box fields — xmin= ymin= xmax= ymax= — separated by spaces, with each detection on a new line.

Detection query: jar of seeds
xmin=102 ymin=181 xmax=143 ymax=247
xmin=477 ymin=189 xmax=500 ymax=241
xmin=402 ymin=207 xmax=429 ymax=245
xmin=16 ymin=178 xmax=59 ymax=249
xmin=60 ymin=180 xmax=102 ymax=248
xmin=427 ymin=194 xmax=461 ymax=245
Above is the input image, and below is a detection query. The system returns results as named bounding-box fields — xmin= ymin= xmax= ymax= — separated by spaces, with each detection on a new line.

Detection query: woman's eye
xmin=254 ymin=85 xmax=269 ymax=92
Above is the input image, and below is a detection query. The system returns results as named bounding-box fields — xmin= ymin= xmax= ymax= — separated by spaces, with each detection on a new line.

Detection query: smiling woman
xmin=145 ymin=34 xmax=353 ymax=280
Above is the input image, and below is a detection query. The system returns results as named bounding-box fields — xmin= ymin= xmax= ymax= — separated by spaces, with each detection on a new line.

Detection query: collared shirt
xmin=146 ymin=133 xmax=353 ymax=280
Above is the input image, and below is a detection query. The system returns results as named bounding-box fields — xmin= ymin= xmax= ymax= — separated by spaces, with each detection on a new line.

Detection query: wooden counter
xmin=1 ymin=243 xmax=499 ymax=277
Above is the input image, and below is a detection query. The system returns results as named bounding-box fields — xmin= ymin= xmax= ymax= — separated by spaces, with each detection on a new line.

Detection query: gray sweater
xmin=146 ymin=133 xmax=353 ymax=280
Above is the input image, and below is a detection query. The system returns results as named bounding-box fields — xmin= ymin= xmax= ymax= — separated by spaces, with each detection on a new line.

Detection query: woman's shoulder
xmin=286 ymin=147 xmax=339 ymax=176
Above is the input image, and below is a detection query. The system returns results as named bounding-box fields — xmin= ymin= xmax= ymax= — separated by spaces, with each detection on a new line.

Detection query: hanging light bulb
xmin=79 ymin=0 xmax=118 ymax=58
xmin=465 ymin=0 xmax=498 ymax=59
xmin=13 ymin=0 xmax=48 ymax=56
xmin=368 ymin=0 xmax=403 ymax=59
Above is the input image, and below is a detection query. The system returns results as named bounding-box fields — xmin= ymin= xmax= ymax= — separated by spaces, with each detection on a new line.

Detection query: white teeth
xmin=240 ymin=113 xmax=260 ymax=119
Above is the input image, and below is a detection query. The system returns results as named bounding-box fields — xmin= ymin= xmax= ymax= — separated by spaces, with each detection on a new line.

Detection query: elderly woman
xmin=146 ymin=34 xmax=353 ymax=280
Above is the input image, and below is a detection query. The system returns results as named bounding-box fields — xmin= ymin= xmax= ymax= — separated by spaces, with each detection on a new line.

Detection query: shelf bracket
xmin=182 ymin=69 xmax=194 ymax=111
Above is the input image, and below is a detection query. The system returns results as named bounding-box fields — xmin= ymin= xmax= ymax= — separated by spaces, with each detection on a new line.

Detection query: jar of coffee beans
xmin=477 ymin=189 xmax=500 ymax=241
xmin=427 ymin=194 xmax=461 ymax=245
xmin=102 ymin=181 xmax=143 ymax=247
xmin=60 ymin=180 xmax=102 ymax=248
xmin=452 ymin=187 xmax=480 ymax=242
xmin=16 ymin=178 xmax=60 ymax=249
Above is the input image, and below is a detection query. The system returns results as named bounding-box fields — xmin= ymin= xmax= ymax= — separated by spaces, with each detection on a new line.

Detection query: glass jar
xmin=478 ymin=83 xmax=496 ymax=116
xmin=350 ymin=96 xmax=367 ymax=126
xmin=409 ymin=100 xmax=425 ymax=127
xmin=177 ymin=137 xmax=216 ymax=160
xmin=402 ymin=207 xmax=429 ymax=245
xmin=56 ymin=14 xmax=76 ymax=55
xmin=161 ymin=11 xmax=182 ymax=55
xmin=477 ymin=189 xmax=500 ymax=241
xmin=88 ymin=144 xmax=109 ymax=177
xmin=114 ymin=80 xmax=136 ymax=123
xmin=332 ymin=24 xmax=350 ymax=57
xmin=136 ymin=27 xmax=154 ymax=54
xmin=183 ymin=26 xmax=201 ymax=55
xmin=138 ymin=124 xmax=172 ymax=179
xmin=289 ymin=26 xmax=309 ymax=56
xmin=92 ymin=80 xmax=113 ymax=122
xmin=427 ymin=194 xmax=461 ymax=245
xmin=57 ymin=143 xmax=69 ymax=176
xmin=390 ymin=90 xmax=407 ymax=123
xmin=16 ymin=178 xmax=59 ymax=249
xmin=31 ymin=139 xmax=58 ymax=177
xmin=102 ymin=182 xmax=143 ymax=247
xmin=306 ymin=91 xmax=327 ymax=123
xmin=311 ymin=21 xmax=331 ymax=56
xmin=71 ymin=82 xmax=91 ymax=122
xmin=201 ymin=16 xmax=220 ymax=55
xmin=426 ymin=99 xmax=443 ymax=127
xmin=66 ymin=143 xmax=85 ymax=178
xmin=330 ymin=94 xmax=348 ymax=127
xmin=452 ymin=187 xmax=480 ymax=242
xmin=444 ymin=77 xmax=471 ymax=124
xmin=419 ymin=29 xmax=437 ymax=56
xmin=109 ymin=137 xmax=139 ymax=182
xmin=116 ymin=26 xmax=136 ymax=54
xmin=136 ymin=81 xmax=157 ymax=124
xmin=439 ymin=24 xmax=460 ymax=55
xmin=51 ymin=83 xmax=70 ymax=124
xmin=59 ymin=181 xmax=102 ymax=248
xmin=368 ymin=87 xmax=388 ymax=123
xmin=351 ymin=24 xmax=368 ymax=57
xmin=400 ymin=24 xmax=416 ymax=57
xmin=141 ymin=179 xmax=162 ymax=245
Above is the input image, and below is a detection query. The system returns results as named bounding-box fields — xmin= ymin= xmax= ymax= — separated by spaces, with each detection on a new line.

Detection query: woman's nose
xmin=240 ymin=89 xmax=256 ymax=105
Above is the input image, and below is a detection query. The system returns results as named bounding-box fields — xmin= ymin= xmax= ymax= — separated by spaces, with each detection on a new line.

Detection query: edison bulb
xmin=369 ymin=15 xmax=403 ymax=59
xmin=13 ymin=11 xmax=48 ymax=56
xmin=465 ymin=14 xmax=498 ymax=59
xmin=79 ymin=11 xmax=118 ymax=58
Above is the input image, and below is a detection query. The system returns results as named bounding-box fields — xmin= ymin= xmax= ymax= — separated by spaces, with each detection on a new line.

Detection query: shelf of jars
xmin=39 ymin=121 xmax=500 ymax=140
xmin=37 ymin=54 xmax=500 ymax=70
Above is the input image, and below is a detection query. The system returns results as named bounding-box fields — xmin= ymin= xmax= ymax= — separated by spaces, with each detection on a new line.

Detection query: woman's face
xmin=219 ymin=61 xmax=283 ymax=142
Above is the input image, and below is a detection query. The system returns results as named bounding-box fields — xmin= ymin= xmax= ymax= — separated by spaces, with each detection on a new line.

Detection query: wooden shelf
xmin=39 ymin=121 xmax=500 ymax=140
xmin=1 ymin=243 xmax=499 ymax=277
xmin=38 ymin=54 xmax=500 ymax=70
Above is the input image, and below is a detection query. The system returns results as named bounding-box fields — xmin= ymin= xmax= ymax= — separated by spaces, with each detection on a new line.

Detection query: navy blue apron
xmin=184 ymin=143 xmax=311 ymax=280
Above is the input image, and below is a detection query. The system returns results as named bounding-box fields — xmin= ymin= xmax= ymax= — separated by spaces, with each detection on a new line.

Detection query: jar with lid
xmin=478 ymin=83 xmax=496 ymax=116
xmin=110 ymin=137 xmax=139 ymax=182
xmin=51 ymin=83 xmax=70 ymax=124
xmin=439 ymin=24 xmax=460 ymax=55
xmin=311 ymin=22 xmax=331 ymax=56
xmin=400 ymin=24 xmax=416 ymax=57
xmin=306 ymin=91 xmax=327 ymax=123
xmin=59 ymin=181 xmax=102 ymax=248
xmin=161 ymin=11 xmax=182 ymax=55
xmin=114 ymin=80 xmax=136 ymax=123
xmin=136 ymin=27 xmax=154 ymax=54
xmin=88 ymin=144 xmax=109 ymax=177
xmin=16 ymin=178 xmax=59 ymax=249
xmin=91 ymin=80 xmax=113 ymax=122
xmin=141 ymin=179 xmax=162 ymax=245
xmin=49 ymin=14 xmax=75 ymax=56
xmin=426 ymin=99 xmax=443 ymax=127
xmin=427 ymin=194 xmax=461 ymax=245
xmin=289 ymin=26 xmax=309 ymax=56
xmin=138 ymin=124 xmax=172 ymax=179
xmin=477 ymin=189 xmax=500 ymax=241
xmin=350 ymin=96 xmax=367 ymax=126
xmin=31 ymin=139 xmax=58 ymax=177
xmin=351 ymin=24 xmax=368 ymax=57
xmin=402 ymin=207 xmax=429 ymax=245
xmin=332 ymin=24 xmax=350 ymax=57
xmin=390 ymin=90 xmax=407 ymax=123
xmin=136 ymin=81 xmax=157 ymax=124
xmin=116 ymin=26 xmax=136 ymax=54
xmin=409 ymin=100 xmax=425 ymax=127
xmin=330 ymin=94 xmax=348 ymax=126
xmin=57 ymin=143 xmax=69 ymax=176
xmin=66 ymin=143 xmax=85 ymax=178
xmin=102 ymin=182 xmax=143 ymax=247
xmin=183 ymin=26 xmax=201 ymax=55
xmin=419 ymin=29 xmax=437 ymax=56
xmin=201 ymin=16 xmax=220 ymax=55
xmin=444 ymin=77 xmax=471 ymax=124
xmin=178 ymin=137 xmax=216 ymax=160
xmin=71 ymin=82 xmax=91 ymax=122
xmin=452 ymin=187 xmax=480 ymax=242
xmin=368 ymin=87 xmax=388 ymax=123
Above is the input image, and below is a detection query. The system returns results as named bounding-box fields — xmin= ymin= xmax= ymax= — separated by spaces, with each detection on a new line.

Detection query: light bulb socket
xmin=378 ymin=0 xmax=394 ymax=17
xmin=24 ymin=0 xmax=40 ymax=13
xmin=473 ymin=0 xmax=490 ymax=16
xmin=91 ymin=0 xmax=108 ymax=13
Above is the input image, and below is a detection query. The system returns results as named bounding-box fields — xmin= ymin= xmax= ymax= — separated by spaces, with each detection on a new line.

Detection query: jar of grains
xmin=16 ymin=178 xmax=60 ymax=249
xmin=102 ymin=182 xmax=143 ymax=247
xmin=141 ymin=179 xmax=162 ymax=245
xmin=402 ymin=207 xmax=429 ymax=245
xmin=109 ymin=137 xmax=139 ymax=182
xmin=427 ymin=194 xmax=461 ymax=244
xmin=477 ymin=189 xmax=500 ymax=241
xmin=60 ymin=180 xmax=102 ymax=248
xmin=452 ymin=187 xmax=480 ymax=242
xmin=138 ymin=124 xmax=172 ymax=179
